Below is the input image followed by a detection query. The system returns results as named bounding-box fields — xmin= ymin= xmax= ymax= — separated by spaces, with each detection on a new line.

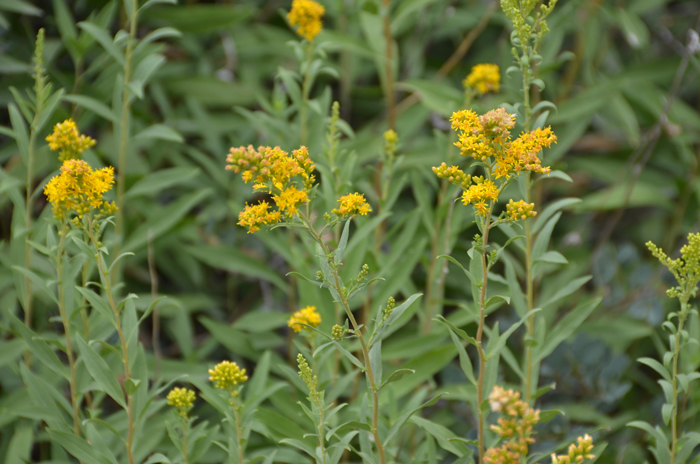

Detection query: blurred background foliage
xmin=1 ymin=0 xmax=699 ymax=462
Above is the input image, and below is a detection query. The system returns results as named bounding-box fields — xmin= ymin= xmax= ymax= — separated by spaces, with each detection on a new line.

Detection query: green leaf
xmin=8 ymin=103 xmax=29 ymax=163
xmin=410 ymin=416 xmax=471 ymax=457
xmin=445 ymin=325 xmax=477 ymax=386
xmin=438 ymin=255 xmax=479 ymax=287
xmin=128 ymin=54 xmax=167 ymax=99
xmin=133 ymin=123 xmax=183 ymax=144
xmin=385 ymin=393 xmax=446 ymax=443
xmin=10 ymin=314 xmax=69 ymax=380
xmin=77 ymin=286 xmax=117 ymax=328
xmin=535 ymin=250 xmax=568 ymax=264
xmin=126 ymin=167 xmax=198 ymax=198
xmin=535 ymin=297 xmax=601 ymax=362
xmin=369 ymin=339 xmax=382 ymax=386
xmin=62 ymin=94 xmax=119 ymax=123
xmin=334 ymin=219 xmax=351 ymax=265
xmin=0 ymin=0 xmax=42 ymax=15
xmin=75 ymin=334 xmax=127 ymax=409
xmin=638 ymin=357 xmax=671 ymax=382
xmin=48 ymin=429 xmax=114 ymax=464
xmin=539 ymin=410 xmax=564 ymax=423
xmin=435 ymin=315 xmax=478 ymax=345
xmin=395 ymin=79 xmax=463 ymax=116
xmin=4 ymin=423 xmax=33 ymax=464
xmin=485 ymin=308 xmax=541 ymax=359
xmin=11 ymin=266 xmax=58 ymax=305
xmin=124 ymin=378 xmax=141 ymax=395
xmin=186 ymin=244 xmax=287 ymax=292
xmin=380 ymin=369 xmax=415 ymax=389
xmin=143 ymin=453 xmax=172 ymax=464
xmin=532 ymin=198 xmax=580 ymax=235
xmin=77 ymin=22 xmax=125 ymax=65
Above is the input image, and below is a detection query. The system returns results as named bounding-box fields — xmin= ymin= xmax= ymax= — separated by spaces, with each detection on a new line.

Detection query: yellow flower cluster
xmin=432 ymin=162 xmax=471 ymax=189
xmin=647 ymin=233 xmax=700 ymax=300
xmin=463 ymin=63 xmax=500 ymax=95
xmin=209 ymin=361 xmax=248 ymax=390
xmin=288 ymin=305 xmax=322 ymax=333
xmin=332 ymin=193 xmax=372 ymax=217
xmin=272 ymin=185 xmax=309 ymax=217
xmin=238 ymin=201 xmax=282 ymax=233
xmin=462 ymin=180 xmax=499 ymax=216
xmin=226 ymin=145 xmax=315 ymax=233
xmin=167 ymin=387 xmax=196 ymax=413
xmin=287 ymin=0 xmax=325 ymax=41
xmin=550 ymin=434 xmax=595 ymax=464
xmin=484 ymin=386 xmax=541 ymax=464
xmin=44 ymin=159 xmax=116 ymax=220
xmin=497 ymin=126 xmax=556 ymax=178
xmin=506 ymin=199 xmax=537 ymax=221
xmin=450 ymin=108 xmax=554 ymax=179
xmin=46 ymin=119 xmax=96 ymax=162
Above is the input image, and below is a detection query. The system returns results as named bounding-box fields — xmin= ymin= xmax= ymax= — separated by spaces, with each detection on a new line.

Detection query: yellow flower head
xmin=287 ymin=0 xmax=325 ymax=41
xmin=238 ymin=201 xmax=282 ymax=233
xmin=498 ymin=126 xmax=555 ymax=178
xmin=272 ymin=185 xmax=309 ymax=217
xmin=227 ymin=145 xmax=316 ymax=232
xmin=209 ymin=361 xmax=248 ymax=390
xmin=43 ymin=159 xmax=116 ymax=220
xmin=506 ymin=199 xmax=536 ymax=221
xmin=332 ymin=193 xmax=372 ymax=217
xmin=46 ymin=119 xmax=96 ymax=162
xmin=462 ymin=180 xmax=498 ymax=216
xmin=288 ymin=305 xmax=322 ymax=333
xmin=167 ymin=387 xmax=196 ymax=411
xmin=463 ymin=63 xmax=500 ymax=95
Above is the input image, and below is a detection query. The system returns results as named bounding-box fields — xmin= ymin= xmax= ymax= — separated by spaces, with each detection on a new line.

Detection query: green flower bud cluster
xmin=331 ymin=324 xmax=346 ymax=340
xmin=647 ymin=233 xmax=700 ymax=302
xmin=297 ymin=354 xmax=320 ymax=403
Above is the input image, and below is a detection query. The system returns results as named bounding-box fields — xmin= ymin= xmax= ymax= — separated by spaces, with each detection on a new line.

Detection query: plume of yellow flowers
xmin=226 ymin=145 xmax=315 ymax=233
xmin=332 ymin=193 xmax=372 ymax=218
xmin=209 ymin=361 xmax=248 ymax=391
xmin=44 ymin=159 xmax=117 ymax=220
xmin=288 ymin=305 xmax=322 ymax=333
xmin=167 ymin=387 xmax=196 ymax=418
xmin=433 ymin=108 xmax=557 ymax=219
xmin=464 ymin=63 xmax=500 ymax=95
xmin=484 ymin=386 xmax=541 ymax=464
xmin=287 ymin=0 xmax=325 ymax=42
xmin=46 ymin=119 xmax=96 ymax=162
xmin=550 ymin=435 xmax=595 ymax=464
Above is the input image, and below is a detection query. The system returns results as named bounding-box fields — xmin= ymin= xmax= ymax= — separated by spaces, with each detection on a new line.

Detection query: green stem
xmin=56 ymin=221 xmax=81 ymax=437
xmin=87 ymin=219 xmax=135 ymax=464
xmin=670 ymin=300 xmax=688 ymax=464
xmin=317 ymin=401 xmax=327 ymax=464
xmin=476 ymin=204 xmax=493 ymax=464
xmin=300 ymin=42 xmax=315 ymax=146
xmin=382 ymin=0 xmax=395 ymax=130
xmin=114 ymin=4 xmax=138 ymax=276
xmin=231 ymin=395 xmax=245 ymax=464
xmin=181 ymin=416 xmax=189 ymax=464
xmin=301 ymin=214 xmax=386 ymax=464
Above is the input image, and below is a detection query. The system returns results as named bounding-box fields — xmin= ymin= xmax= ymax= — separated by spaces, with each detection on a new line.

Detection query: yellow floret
xmin=209 ymin=361 xmax=248 ymax=390
xmin=46 ymin=119 xmax=96 ymax=161
xmin=463 ymin=63 xmax=500 ymax=95
xmin=288 ymin=305 xmax=322 ymax=333
xmin=43 ymin=159 xmax=115 ymax=220
xmin=287 ymin=0 xmax=325 ymax=41
xmin=332 ymin=193 xmax=372 ymax=217
xmin=167 ymin=387 xmax=196 ymax=410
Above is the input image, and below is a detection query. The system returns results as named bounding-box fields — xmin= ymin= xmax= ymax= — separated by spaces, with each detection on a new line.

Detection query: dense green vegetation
xmin=1 ymin=0 xmax=699 ymax=463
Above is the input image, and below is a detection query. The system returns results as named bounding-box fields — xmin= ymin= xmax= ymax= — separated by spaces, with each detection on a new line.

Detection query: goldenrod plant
xmin=631 ymin=234 xmax=700 ymax=464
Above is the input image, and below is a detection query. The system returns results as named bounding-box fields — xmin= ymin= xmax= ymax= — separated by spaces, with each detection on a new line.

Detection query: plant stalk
xmin=232 ymin=396 xmax=245 ymax=464
xmin=476 ymin=204 xmax=493 ymax=464
xmin=87 ymin=220 xmax=135 ymax=464
xmin=670 ymin=300 xmax=688 ymax=464
xmin=56 ymin=221 xmax=81 ymax=436
xmin=302 ymin=214 xmax=386 ymax=464
xmin=300 ymin=42 xmax=315 ymax=146
xmin=114 ymin=4 xmax=138 ymax=274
